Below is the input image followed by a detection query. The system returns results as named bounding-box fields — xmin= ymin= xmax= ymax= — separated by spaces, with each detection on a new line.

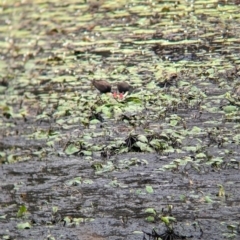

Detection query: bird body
xmin=92 ymin=80 xmax=111 ymax=93
xmin=117 ymin=81 xmax=133 ymax=93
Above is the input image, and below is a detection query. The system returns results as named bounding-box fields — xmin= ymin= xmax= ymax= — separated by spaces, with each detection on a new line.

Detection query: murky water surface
xmin=0 ymin=0 xmax=240 ymax=239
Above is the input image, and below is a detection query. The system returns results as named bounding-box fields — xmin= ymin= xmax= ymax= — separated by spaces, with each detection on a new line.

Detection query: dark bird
xmin=92 ymin=80 xmax=112 ymax=93
xmin=117 ymin=81 xmax=133 ymax=93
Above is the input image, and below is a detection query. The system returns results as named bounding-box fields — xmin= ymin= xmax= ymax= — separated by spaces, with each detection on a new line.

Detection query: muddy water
xmin=1 ymin=0 xmax=240 ymax=239
xmin=1 ymin=152 xmax=239 ymax=239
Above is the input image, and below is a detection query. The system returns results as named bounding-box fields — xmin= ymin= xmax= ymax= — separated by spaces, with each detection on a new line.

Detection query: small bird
xmin=117 ymin=81 xmax=133 ymax=93
xmin=92 ymin=80 xmax=112 ymax=93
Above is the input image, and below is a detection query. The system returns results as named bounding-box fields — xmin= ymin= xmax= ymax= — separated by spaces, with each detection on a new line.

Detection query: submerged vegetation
xmin=0 ymin=0 xmax=240 ymax=239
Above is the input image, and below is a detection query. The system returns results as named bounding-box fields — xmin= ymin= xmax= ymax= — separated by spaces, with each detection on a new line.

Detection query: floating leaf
xmin=17 ymin=222 xmax=31 ymax=229
xmin=135 ymin=142 xmax=151 ymax=152
xmin=205 ymin=196 xmax=213 ymax=203
xmin=146 ymin=185 xmax=154 ymax=194
xmin=132 ymin=231 xmax=144 ymax=235
xmin=223 ymin=105 xmax=238 ymax=113
xmin=160 ymin=216 xmax=176 ymax=225
xmin=73 ymin=218 xmax=84 ymax=225
xmin=218 ymin=184 xmax=225 ymax=197
xmin=67 ymin=177 xmax=82 ymax=186
xmin=145 ymin=208 xmax=156 ymax=215
xmin=145 ymin=216 xmax=155 ymax=222
xmin=196 ymin=153 xmax=206 ymax=159
xmin=190 ymin=126 xmax=202 ymax=134
xmin=17 ymin=205 xmax=27 ymax=218
xmin=52 ymin=206 xmax=58 ymax=213
xmin=137 ymin=135 xmax=148 ymax=143
xmin=65 ymin=144 xmax=79 ymax=155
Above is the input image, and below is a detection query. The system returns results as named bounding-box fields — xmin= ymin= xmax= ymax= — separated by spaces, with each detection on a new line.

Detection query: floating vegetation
xmin=0 ymin=0 xmax=240 ymax=239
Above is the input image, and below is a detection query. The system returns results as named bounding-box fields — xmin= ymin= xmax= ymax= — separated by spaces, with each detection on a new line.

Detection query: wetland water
xmin=0 ymin=0 xmax=240 ymax=239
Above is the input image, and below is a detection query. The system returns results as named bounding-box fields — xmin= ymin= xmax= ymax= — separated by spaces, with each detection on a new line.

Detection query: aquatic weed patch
xmin=0 ymin=0 xmax=240 ymax=239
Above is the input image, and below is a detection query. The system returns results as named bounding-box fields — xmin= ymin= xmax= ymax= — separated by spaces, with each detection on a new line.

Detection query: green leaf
xmin=179 ymin=194 xmax=187 ymax=202
xmin=146 ymin=185 xmax=154 ymax=194
xmin=132 ymin=231 xmax=144 ymax=235
xmin=137 ymin=135 xmax=148 ymax=143
xmin=196 ymin=153 xmax=206 ymax=159
xmin=223 ymin=105 xmax=238 ymax=113
xmin=66 ymin=177 xmax=82 ymax=186
xmin=205 ymin=196 xmax=213 ymax=203
xmin=170 ymin=119 xmax=178 ymax=126
xmin=218 ymin=184 xmax=225 ymax=197
xmin=145 ymin=208 xmax=156 ymax=215
xmin=90 ymin=119 xmax=100 ymax=124
xmin=2 ymin=235 xmax=11 ymax=240
xmin=17 ymin=205 xmax=27 ymax=218
xmin=160 ymin=216 xmax=176 ymax=225
xmin=73 ymin=218 xmax=84 ymax=225
xmin=17 ymin=222 xmax=31 ymax=229
xmin=52 ymin=206 xmax=58 ymax=213
xmin=135 ymin=141 xmax=153 ymax=152
xmin=80 ymin=150 xmax=92 ymax=156
xmin=183 ymin=146 xmax=197 ymax=152
xmin=178 ymin=81 xmax=190 ymax=87
xmin=135 ymin=189 xmax=143 ymax=195
xmin=83 ymin=179 xmax=94 ymax=184
xmin=190 ymin=126 xmax=202 ymax=134
xmin=113 ymin=106 xmax=123 ymax=118
xmin=46 ymin=235 xmax=55 ymax=240
xmin=63 ymin=216 xmax=72 ymax=226
xmin=145 ymin=216 xmax=155 ymax=222
xmin=65 ymin=144 xmax=79 ymax=155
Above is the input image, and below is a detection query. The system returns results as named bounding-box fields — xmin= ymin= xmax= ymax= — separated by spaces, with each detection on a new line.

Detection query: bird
xmin=92 ymin=80 xmax=112 ymax=93
xmin=117 ymin=81 xmax=133 ymax=93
